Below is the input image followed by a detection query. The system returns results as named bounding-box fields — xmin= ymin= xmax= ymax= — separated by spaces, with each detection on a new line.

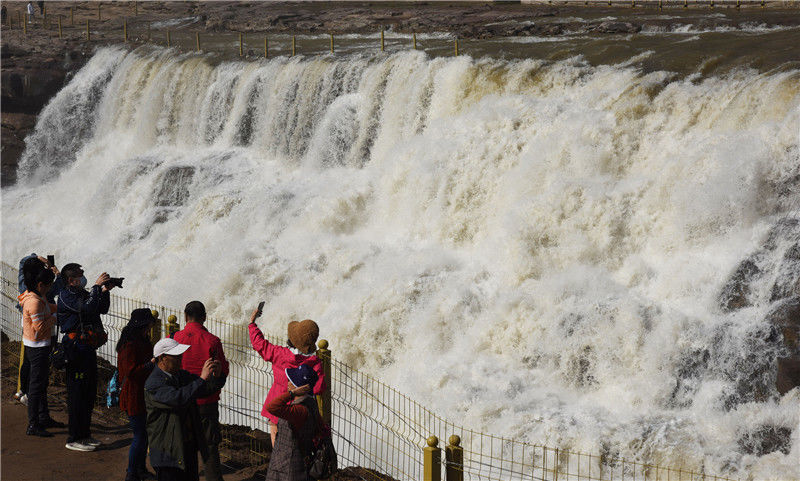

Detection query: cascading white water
xmin=4 ymin=45 xmax=800 ymax=478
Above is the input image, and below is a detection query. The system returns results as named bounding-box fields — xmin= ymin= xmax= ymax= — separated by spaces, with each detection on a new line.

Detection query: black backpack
xmin=300 ymin=400 xmax=338 ymax=480
xmin=306 ymin=435 xmax=338 ymax=480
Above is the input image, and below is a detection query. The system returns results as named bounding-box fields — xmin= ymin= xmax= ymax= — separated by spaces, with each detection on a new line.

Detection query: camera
xmin=103 ymin=277 xmax=125 ymax=289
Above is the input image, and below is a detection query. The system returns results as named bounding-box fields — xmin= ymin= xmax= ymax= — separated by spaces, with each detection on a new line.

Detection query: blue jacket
xmin=144 ymin=367 xmax=214 ymax=470
xmin=56 ymin=284 xmax=109 ymax=334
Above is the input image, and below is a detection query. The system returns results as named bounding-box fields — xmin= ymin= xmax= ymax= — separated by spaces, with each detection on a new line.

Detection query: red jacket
xmin=117 ymin=337 xmax=154 ymax=416
xmin=249 ymin=323 xmax=325 ymax=423
xmin=173 ymin=322 xmax=230 ymax=405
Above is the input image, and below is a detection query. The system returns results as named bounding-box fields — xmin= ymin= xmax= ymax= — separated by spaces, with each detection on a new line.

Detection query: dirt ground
xmin=0 ymin=339 xmax=391 ymax=481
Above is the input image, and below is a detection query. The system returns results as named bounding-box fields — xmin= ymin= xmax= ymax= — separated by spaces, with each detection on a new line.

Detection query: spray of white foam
xmin=4 ymin=46 xmax=800 ymax=479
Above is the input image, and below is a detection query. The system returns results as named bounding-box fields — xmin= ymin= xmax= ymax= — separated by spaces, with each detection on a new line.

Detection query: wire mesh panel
xmin=0 ymin=261 xmax=742 ymax=481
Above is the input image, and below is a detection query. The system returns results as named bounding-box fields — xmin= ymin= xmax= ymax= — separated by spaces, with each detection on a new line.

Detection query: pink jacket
xmin=248 ymin=323 xmax=325 ymax=423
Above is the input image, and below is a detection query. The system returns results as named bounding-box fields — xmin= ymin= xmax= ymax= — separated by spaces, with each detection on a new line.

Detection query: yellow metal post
xmin=445 ymin=436 xmax=463 ymax=481
xmin=58 ymin=15 xmax=62 ymax=38
xmin=123 ymin=18 xmax=127 ymax=42
xmin=316 ymin=339 xmax=332 ymax=426
xmin=196 ymin=31 xmax=200 ymax=51
xmin=380 ymin=28 xmax=384 ymax=52
xmin=684 ymin=0 xmax=688 ymax=8
xmin=239 ymin=32 xmax=243 ymax=56
xmin=454 ymin=37 xmax=458 ymax=56
xmin=150 ymin=310 xmax=162 ymax=345
xmin=166 ymin=315 xmax=179 ymax=337
xmin=424 ymin=436 xmax=442 ymax=481
xmin=86 ymin=19 xmax=90 ymax=41
xmin=23 ymin=13 xmax=27 ymax=35
xmin=167 ymin=30 xmax=171 ymax=47
xmin=291 ymin=35 xmax=296 ymax=56
xmin=264 ymin=36 xmax=268 ymax=57
xmin=330 ymin=32 xmax=334 ymax=54
xmin=413 ymin=32 xmax=416 ymax=50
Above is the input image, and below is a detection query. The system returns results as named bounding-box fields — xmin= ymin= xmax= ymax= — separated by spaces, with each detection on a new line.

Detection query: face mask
xmin=78 ymin=276 xmax=88 ymax=289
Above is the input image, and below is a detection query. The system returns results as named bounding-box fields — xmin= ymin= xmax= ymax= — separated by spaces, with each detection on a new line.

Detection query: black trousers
xmin=198 ymin=402 xmax=224 ymax=481
xmin=66 ymin=347 xmax=97 ymax=442
xmin=156 ymin=446 xmax=199 ymax=481
xmin=25 ymin=344 xmax=51 ymax=428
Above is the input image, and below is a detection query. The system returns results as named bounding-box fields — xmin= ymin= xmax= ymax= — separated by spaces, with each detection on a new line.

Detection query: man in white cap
xmin=145 ymin=338 xmax=222 ymax=481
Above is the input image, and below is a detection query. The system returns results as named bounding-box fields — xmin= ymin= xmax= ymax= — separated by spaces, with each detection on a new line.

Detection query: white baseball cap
xmin=153 ymin=338 xmax=191 ymax=358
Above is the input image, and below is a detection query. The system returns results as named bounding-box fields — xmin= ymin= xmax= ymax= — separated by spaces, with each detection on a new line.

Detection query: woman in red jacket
xmin=117 ymin=308 xmax=156 ymax=481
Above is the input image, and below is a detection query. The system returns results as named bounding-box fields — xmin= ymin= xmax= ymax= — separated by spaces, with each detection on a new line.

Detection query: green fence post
xmin=425 ymin=436 xmax=442 ymax=481
xmin=316 ymin=339 xmax=332 ymax=427
xmin=445 ymin=435 xmax=463 ymax=481
xmin=167 ymin=314 xmax=179 ymax=337
xmin=150 ymin=310 xmax=162 ymax=345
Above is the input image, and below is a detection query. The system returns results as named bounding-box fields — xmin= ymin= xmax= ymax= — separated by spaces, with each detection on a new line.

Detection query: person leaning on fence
xmin=265 ymin=364 xmax=330 ymax=481
xmin=118 ymin=308 xmax=158 ymax=481
xmin=145 ymin=338 xmax=223 ymax=481
xmin=248 ymin=311 xmax=325 ymax=447
xmin=57 ymin=263 xmax=113 ymax=452
xmin=172 ymin=301 xmax=230 ymax=481
xmin=15 ymin=254 xmax=64 ymax=406
xmin=17 ymin=265 xmax=58 ymax=437
xmin=26 ymin=1 xmax=34 ymax=21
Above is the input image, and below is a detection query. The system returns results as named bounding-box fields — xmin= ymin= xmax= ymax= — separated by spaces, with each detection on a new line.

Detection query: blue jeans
xmin=128 ymin=414 xmax=148 ymax=475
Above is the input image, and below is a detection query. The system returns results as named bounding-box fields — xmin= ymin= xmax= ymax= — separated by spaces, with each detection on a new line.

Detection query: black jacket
xmin=56 ymin=285 xmax=109 ymax=334
xmin=144 ymin=367 xmax=221 ymax=471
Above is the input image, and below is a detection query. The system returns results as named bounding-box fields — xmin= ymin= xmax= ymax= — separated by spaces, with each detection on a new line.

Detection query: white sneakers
xmin=65 ymin=438 xmax=102 ymax=451
xmin=14 ymin=391 xmax=28 ymax=406
xmin=65 ymin=441 xmax=95 ymax=452
xmin=82 ymin=438 xmax=102 ymax=447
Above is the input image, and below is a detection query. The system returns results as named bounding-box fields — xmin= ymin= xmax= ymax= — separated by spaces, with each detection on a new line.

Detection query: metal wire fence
xmin=0 ymin=260 xmax=741 ymax=481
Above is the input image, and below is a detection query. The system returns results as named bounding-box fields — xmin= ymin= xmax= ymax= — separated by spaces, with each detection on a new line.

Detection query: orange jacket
xmin=18 ymin=290 xmax=57 ymax=347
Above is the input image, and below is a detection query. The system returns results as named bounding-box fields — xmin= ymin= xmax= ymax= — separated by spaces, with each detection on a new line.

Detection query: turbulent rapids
xmin=3 ymin=43 xmax=800 ymax=479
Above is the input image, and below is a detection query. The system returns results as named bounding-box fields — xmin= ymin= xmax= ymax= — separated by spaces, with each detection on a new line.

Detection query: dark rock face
xmin=718 ymin=217 xmax=800 ymax=398
xmin=737 ymin=425 xmax=793 ymax=456
xmin=591 ymin=21 xmax=642 ymax=34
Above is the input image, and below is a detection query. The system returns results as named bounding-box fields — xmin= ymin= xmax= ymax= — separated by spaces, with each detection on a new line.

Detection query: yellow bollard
xmin=98 ymin=3 xmax=101 ymax=21
xmin=24 ymin=15 xmax=27 ymax=35
xmin=149 ymin=310 xmax=162 ymax=345
xmin=86 ymin=19 xmax=90 ymax=41
xmin=196 ymin=31 xmax=200 ymax=51
xmin=380 ymin=28 xmax=384 ymax=52
xmin=166 ymin=315 xmax=179 ymax=337
xmin=658 ymin=0 xmax=663 ymax=10
xmin=736 ymin=0 xmax=740 ymax=8
xmin=316 ymin=340 xmax=332 ymax=426
xmin=330 ymin=32 xmax=334 ymax=54
xmin=239 ymin=32 xmax=243 ymax=56
xmin=123 ymin=18 xmax=127 ymax=42
xmin=58 ymin=15 xmax=62 ymax=38
xmin=454 ymin=37 xmax=458 ymax=56
xmin=167 ymin=30 xmax=171 ymax=47
xmin=413 ymin=32 xmax=416 ymax=50
xmin=424 ymin=436 xmax=442 ymax=481
xmin=684 ymin=0 xmax=688 ymax=7
xmin=291 ymin=35 xmax=296 ymax=56
xmin=445 ymin=436 xmax=463 ymax=481
xmin=264 ymin=36 xmax=268 ymax=58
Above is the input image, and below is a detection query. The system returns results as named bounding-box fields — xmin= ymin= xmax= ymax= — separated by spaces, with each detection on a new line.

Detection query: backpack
xmin=301 ymin=402 xmax=338 ymax=480
xmin=106 ymin=370 xmax=121 ymax=408
xmin=306 ymin=435 xmax=338 ymax=480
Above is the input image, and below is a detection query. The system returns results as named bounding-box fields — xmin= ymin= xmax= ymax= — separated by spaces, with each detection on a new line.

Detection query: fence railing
xmin=0 ymin=260 xmax=743 ymax=481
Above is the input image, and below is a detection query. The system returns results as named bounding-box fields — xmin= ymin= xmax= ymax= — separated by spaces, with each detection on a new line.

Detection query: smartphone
xmin=46 ymin=255 xmax=55 ymax=267
xmin=256 ymin=301 xmax=265 ymax=318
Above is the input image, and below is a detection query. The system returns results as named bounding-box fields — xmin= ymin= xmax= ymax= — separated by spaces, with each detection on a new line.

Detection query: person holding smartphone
xmin=172 ymin=301 xmax=229 ymax=481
